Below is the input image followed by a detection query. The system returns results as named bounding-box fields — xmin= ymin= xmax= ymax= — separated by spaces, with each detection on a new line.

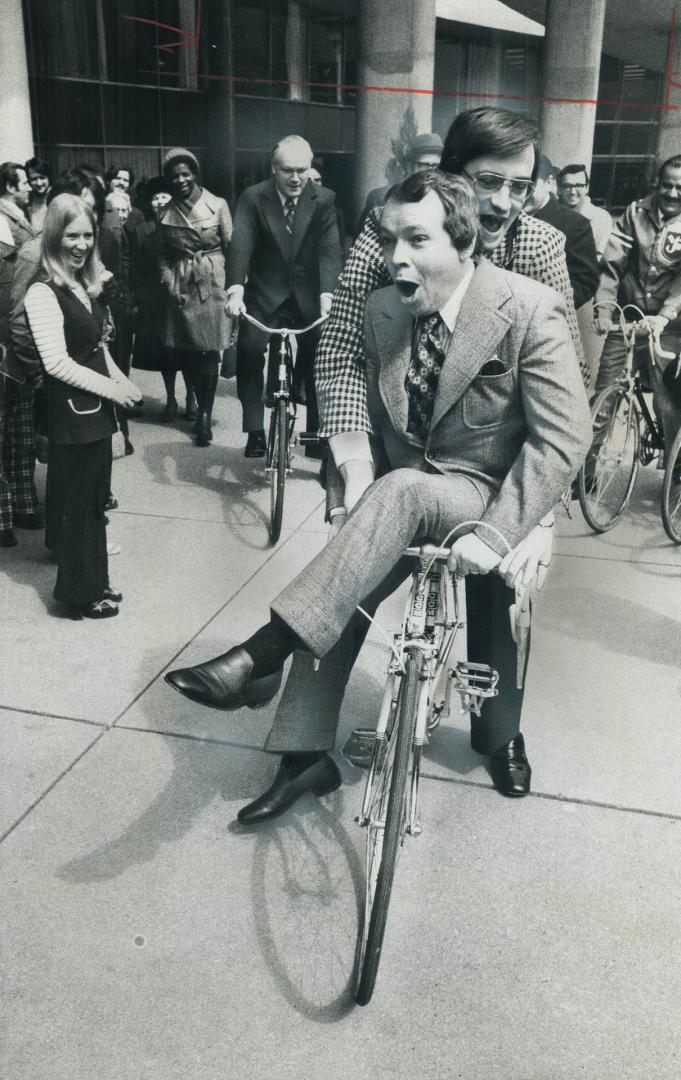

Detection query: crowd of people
xmin=2 ymin=106 xmax=681 ymax=813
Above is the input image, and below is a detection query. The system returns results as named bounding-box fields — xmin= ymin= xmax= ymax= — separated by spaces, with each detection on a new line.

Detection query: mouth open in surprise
xmin=395 ymin=280 xmax=419 ymax=298
xmin=479 ymin=214 xmax=507 ymax=234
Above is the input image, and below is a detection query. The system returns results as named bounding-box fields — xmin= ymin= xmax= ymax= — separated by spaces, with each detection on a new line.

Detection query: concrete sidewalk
xmin=2 ymin=371 xmax=681 ymax=1080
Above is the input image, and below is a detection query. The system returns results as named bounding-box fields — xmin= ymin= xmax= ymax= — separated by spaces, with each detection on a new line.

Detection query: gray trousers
xmin=266 ymin=468 xmax=524 ymax=756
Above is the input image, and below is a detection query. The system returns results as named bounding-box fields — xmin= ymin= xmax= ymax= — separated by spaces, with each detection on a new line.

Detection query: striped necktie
xmin=284 ymin=196 xmax=297 ymax=234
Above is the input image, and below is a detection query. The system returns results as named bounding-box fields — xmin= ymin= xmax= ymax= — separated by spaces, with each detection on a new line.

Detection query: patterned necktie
xmin=405 ymin=312 xmax=445 ymax=440
xmin=284 ymin=196 xmax=297 ymax=234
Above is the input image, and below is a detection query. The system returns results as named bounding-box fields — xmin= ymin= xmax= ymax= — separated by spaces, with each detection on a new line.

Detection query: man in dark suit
xmin=226 ymin=135 xmax=342 ymax=457
xmin=166 ymin=171 xmax=592 ymax=824
xmin=528 ymin=155 xmax=599 ymax=312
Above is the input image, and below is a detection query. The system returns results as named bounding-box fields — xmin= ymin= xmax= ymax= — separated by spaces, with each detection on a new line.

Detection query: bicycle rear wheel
xmin=355 ymin=653 xmax=421 ymax=1006
xmin=268 ymin=397 xmax=288 ymax=544
xmin=579 ymin=385 xmax=640 ymax=532
xmin=661 ymin=425 xmax=681 ymax=544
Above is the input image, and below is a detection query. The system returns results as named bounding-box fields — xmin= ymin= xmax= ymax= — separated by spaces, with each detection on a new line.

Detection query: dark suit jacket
xmin=533 ymin=195 xmax=599 ymax=310
xmin=228 ymin=178 xmax=342 ymax=323
xmin=363 ymin=260 xmax=592 ymax=554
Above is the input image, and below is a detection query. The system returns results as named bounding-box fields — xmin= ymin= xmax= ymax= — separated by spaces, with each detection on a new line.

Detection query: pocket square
xmin=480 ymin=356 xmax=508 ymax=376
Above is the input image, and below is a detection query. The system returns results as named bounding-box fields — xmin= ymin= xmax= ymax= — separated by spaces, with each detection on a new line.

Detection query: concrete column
xmin=354 ymin=0 xmax=437 ymax=222
xmin=539 ymin=0 xmax=606 ymax=170
xmin=286 ymin=0 xmax=309 ymax=104
xmin=657 ymin=12 xmax=681 ymax=162
xmin=0 ymin=0 xmax=34 ymax=162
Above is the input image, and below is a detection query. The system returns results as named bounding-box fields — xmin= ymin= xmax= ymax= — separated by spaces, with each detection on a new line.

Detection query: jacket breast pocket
xmin=68 ymin=394 xmax=102 ymax=416
xmin=462 ymin=367 xmax=516 ymax=430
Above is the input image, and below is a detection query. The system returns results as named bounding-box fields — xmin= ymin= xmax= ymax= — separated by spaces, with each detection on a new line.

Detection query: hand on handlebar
xmin=498 ymin=517 xmax=554 ymax=591
xmin=593 ymin=314 xmax=613 ymax=336
xmin=447 ymin=534 xmax=502 ymax=577
xmin=645 ymin=314 xmax=669 ymax=347
xmin=225 ymin=292 xmax=245 ymax=319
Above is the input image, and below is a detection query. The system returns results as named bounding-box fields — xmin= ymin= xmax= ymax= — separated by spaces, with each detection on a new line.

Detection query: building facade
xmin=1 ymin=0 xmax=678 ymax=228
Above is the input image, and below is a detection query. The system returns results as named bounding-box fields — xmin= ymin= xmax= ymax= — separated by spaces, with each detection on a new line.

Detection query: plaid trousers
xmin=0 ymin=388 xmax=38 ymax=529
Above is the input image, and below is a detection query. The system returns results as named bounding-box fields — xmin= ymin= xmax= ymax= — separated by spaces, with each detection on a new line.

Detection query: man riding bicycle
xmin=593 ymin=154 xmax=681 ymax=454
xmin=166 ymin=171 xmax=591 ymax=824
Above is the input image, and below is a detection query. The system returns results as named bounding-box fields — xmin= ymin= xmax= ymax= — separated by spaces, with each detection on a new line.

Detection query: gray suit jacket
xmin=363 ymin=259 xmax=592 ymax=554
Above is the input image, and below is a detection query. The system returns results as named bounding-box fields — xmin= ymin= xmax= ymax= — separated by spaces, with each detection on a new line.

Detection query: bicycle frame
xmin=357 ymin=545 xmax=499 ymax=838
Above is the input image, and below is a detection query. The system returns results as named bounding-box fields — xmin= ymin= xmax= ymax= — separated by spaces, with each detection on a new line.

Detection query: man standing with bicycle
xmin=226 ymin=136 xmax=342 ymax=459
xmin=166 ymin=171 xmax=591 ymax=823
xmin=593 ymin=154 xmax=681 ymax=455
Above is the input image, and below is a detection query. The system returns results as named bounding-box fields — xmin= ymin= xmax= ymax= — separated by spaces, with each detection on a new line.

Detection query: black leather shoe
xmin=244 ymin=431 xmax=266 ymax=458
xmin=165 ymin=645 xmax=282 ymax=711
xmin=14 ymin=512 xmax=44 ymax=530
xmin=490 ymin=734 xmax=531 ymax=797
xmin=237 ymin=754 xmax=341 ymax=825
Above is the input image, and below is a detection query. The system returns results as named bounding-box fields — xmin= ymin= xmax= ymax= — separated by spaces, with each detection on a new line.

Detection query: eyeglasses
xmin=559 ymin=183 xmax=587 ymax=192
xmin=462 ymin=169 xmax=535 ymax=202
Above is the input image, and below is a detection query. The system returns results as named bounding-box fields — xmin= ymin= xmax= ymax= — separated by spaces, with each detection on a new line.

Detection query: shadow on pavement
xmin=246 ymin=794 xmax=363 ymax=1021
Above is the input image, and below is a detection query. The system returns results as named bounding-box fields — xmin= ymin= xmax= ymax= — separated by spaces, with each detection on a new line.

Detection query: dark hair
xmin=106 ymin=164 xmax=135 ymax=188
xmin=557 ymin=163 xmax=589 ymax=185
xmin=25 ymin=157 xmax=53 ymax=183
xmin=440 ymin=107 xmax=539 ymax=182
xmin=0 ymin=162 xmax=26 ymax=195
xmin=655 ymin=155 xmax=681 ymax=185
xmin=384 ymin=169 xmax=479 ymax=252
xmin=47 ymin=168 xmax=106 ymax=223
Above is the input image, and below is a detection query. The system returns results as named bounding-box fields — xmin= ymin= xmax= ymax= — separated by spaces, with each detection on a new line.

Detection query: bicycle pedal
xmin=341 ymin=728 xmax=376 ymax=768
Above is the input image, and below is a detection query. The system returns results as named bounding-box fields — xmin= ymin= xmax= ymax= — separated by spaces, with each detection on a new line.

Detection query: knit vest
xmin=40 ymin=281 xmax=116 ymax=446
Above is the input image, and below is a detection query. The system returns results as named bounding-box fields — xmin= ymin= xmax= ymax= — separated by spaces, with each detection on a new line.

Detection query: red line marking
xmin=142 ymin=68 xmax=678 ymax=112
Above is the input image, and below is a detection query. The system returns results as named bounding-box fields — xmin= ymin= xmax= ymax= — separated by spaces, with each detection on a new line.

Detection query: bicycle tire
xmin=269 ymin=397 xmax=288 ymax=544
xmin=579 ymin=385 xmax=640 ymax=533
xmin=355 ymin=653 xmax=421 ymax=1006
xmin=661 ymin=424 xmax=681 ymax=544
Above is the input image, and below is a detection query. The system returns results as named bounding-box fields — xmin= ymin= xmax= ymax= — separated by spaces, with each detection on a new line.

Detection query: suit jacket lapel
xmin=430 ymin=260 xmax=513 ymax=430
xmin=289 ymin=183 xmax=316 ymax=262
xmin=260 ymin=179 xmax=290 ymax=260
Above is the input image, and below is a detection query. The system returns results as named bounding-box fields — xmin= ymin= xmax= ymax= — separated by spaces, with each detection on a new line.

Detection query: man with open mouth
xmin=167 ymin=107 xmax=586 ymax=813
xmin=165 ymin=169 xmax=591 ymax=823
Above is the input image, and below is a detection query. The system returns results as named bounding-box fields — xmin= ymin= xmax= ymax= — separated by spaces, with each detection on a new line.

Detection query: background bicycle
xmin=241 ymin=310 xmax=326 ymax=544
xmin=578 ymin=302 xmax=681 ymax=543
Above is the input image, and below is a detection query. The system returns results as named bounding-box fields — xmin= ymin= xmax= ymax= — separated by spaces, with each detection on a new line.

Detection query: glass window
xmin=309 ymin=17 xmax=344 ymax=105
xmin=28 ymin=0 xmax=99 ymax=78
xmin=233 ymin=0 xmax=271 ymax=97
xmin=617 ymin=124 xmax=655 ymax=156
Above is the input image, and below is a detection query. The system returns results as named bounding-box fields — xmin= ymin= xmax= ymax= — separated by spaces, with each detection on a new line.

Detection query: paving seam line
xmin=109 ymin=493 xmax=325 ymax=730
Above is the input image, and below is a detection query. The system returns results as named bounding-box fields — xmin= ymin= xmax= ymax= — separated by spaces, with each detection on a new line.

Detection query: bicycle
xmin=578 ymin=303 xmax=681 ymax=541
xmin=351 ymin=532 xmax=530 ymax=1006
xmin=241 ymin=311 xmax=327 ymax=544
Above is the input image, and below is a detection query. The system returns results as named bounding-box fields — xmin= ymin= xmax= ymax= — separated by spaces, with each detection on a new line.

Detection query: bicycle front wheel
xmin=268 ymin=397 xmax=288 ymax=544
xmin=579 ymin=386 xmax=640 ymax=532
xmin=661 ymin=424 xmax=681 ymax=544
xmin=355 ymin=653 xmax=421 ymax=1006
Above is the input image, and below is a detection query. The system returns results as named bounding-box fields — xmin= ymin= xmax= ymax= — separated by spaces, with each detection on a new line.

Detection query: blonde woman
xmin=24 ymin=194 xmax=141 ymax=618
